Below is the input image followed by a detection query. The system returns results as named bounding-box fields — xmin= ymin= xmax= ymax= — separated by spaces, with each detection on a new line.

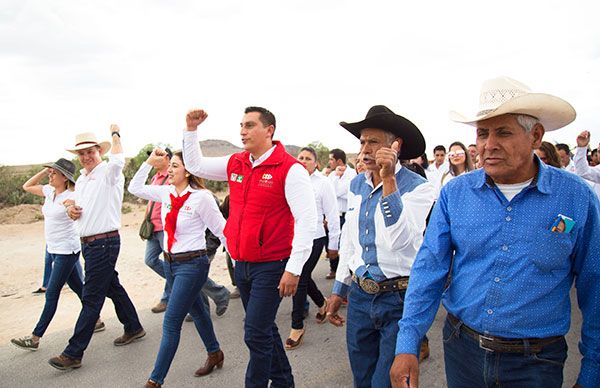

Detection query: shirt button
xmin=487 ymin=309 xmax=493 ymax=315
xmin=369 ymin=194 xmax=373 ymax=199
xmin=365 ymin=211 xmax=369 ymax=217
xmin=494 ymin=277 xmax=500 ymax=283
xmin=366 ymin=246 xmax=369 ymax=252
xmin=501 ymin=245 xmax=508 ymax=251
xmin=505 ymin=216 xmax=512 ymax=222
xmin=507 ymin=206 xmax=512 ymax=212
xmin=365 ymin=229 xmax=369 ymax=235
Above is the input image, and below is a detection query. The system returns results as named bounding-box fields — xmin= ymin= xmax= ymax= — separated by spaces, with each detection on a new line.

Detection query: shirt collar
xmin=473 ymin=154 xmax=551 ymax=194
xmin=169 ymin=185 xmax=198 ymax=197
xmin=80 ymin=161 xmax=107 ymax=177
xmin=364 ymin=161 xmax=402 ymax=189
xmin=249 ymin=144 xmax=277 ymax=166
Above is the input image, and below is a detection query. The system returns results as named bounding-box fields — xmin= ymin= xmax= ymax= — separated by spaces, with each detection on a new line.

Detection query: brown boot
xmin=144 ymin=379 xmax=161 ymax=388
xmin=419 ymin=339 xmax=430 ymax=362
xmin=194 ymin=350 xmax=224 ymax=377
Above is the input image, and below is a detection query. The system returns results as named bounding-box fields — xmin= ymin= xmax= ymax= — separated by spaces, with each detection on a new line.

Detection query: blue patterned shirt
xmin=396 ymin=159 xmax=600 ymax=387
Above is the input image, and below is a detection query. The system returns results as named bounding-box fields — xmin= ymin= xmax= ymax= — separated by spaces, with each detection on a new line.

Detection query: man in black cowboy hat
xmin=325 ymin=105 xmax=436 ymax=388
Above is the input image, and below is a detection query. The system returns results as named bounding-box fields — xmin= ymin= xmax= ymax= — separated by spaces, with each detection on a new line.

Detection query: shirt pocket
xmin=529 ymin=230 xmax=574 ymax=273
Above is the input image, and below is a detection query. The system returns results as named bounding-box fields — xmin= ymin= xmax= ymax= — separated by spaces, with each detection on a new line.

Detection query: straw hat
xmin=449 ymin=76 xmax=576 ymax=131
xmin=66 ymin=132 xmax=111 ymax=155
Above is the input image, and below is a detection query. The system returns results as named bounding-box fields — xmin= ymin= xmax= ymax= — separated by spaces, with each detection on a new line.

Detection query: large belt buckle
xmin=397 ymin=278 xmax=409 ymax=290
xmin=478 ymin=334 xmax=495 ymax=352
xmin=360 ymin=278 xmax=380 ymax=294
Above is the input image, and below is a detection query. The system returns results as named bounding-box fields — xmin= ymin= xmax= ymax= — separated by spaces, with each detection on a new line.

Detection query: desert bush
xmin=0 ymin=166 xmax=45 ymax=207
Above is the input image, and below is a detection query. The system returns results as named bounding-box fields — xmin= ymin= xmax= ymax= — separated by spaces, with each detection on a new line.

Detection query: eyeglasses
xmin=447 ymin=150 xmax=466 ymax=158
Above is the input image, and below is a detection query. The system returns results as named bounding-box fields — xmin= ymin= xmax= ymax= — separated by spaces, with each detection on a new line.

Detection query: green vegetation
xmin=0 ymin=143 xmax=229 ymax=208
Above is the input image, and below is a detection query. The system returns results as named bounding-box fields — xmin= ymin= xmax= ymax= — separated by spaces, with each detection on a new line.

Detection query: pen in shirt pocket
xmin=550 ymin=214 xmax=575 ymax=233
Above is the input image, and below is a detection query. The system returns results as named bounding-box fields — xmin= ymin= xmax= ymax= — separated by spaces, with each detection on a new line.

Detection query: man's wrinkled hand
xmin=278 ymin=271 xmax=299 ymax=297
xmin=390 ymin=354 xmax=419 ymax=388
xmin=326 ymin=294 xmax=345 ymax=326
xmin=377 ymin=141 xmax=401 ymax=179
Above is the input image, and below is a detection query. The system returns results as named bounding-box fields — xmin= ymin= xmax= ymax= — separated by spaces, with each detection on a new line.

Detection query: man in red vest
xmin=182 ymin=107 xmax=317 ymax=388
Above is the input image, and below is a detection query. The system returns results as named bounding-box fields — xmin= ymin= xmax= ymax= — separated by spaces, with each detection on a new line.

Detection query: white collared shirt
xmin=310 ymin=170 xmax=340 ymax=249
xmin=42 ymin=185 xmax=80 ymax=254
xmin=328 ymin=165 xmax=356 ymax=213
xmin=182 ymin=130 xmax=317 ymax=275
xmin=574 ymin=147 xmax=600 ymax=198
xmin=74 ymin=154 xmax=125 ymax=237
xmin=129 ymin=162 xmax=226 ymax=253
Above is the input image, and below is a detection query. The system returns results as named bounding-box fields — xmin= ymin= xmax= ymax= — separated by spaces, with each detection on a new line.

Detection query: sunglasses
xmin=447 ymin=150 xmax=466 ymax=158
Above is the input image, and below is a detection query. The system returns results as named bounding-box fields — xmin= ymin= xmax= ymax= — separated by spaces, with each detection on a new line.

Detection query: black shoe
xmin=32 ymin=287 xmax=46 ymax=294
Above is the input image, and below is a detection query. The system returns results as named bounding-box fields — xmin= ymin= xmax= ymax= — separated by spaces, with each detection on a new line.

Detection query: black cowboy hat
xmin=340 ymin=105 xmax=426 ymax=160
xmin=43 ymin=158 xmax=76 ymax=184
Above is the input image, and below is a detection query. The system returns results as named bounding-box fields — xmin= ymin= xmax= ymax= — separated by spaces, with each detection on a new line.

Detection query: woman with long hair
xmin=11 ymin=158 xmax=104 ymax=351
xmin=440 ymin=141 xmax=474 ymax=188
xmin=285 ymin=147 xmax=341 ymax=349
xmin=129 ymin=149 xmax=226 ymax=388
xmin=535 ymin=141 xmax=562 ymax=168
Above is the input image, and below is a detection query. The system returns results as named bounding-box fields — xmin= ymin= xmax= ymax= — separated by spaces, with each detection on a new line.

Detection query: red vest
xmin=225 ymin=141 xmax=298 ymax=262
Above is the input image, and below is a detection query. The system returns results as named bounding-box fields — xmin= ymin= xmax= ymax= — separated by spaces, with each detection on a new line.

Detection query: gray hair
xmin=514 ymin=114 xmax=540 ymax=133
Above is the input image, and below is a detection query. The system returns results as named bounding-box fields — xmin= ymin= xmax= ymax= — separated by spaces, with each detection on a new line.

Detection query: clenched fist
xmin=186 ymin=109 xmax=208 ymax=131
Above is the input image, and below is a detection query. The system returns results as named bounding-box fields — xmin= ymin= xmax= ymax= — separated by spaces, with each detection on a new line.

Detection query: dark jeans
xmin=149 ymin=255 xmax=219 ymax=385
xmin=42 ymin=247 xmax=83 ymax=288
xmin=291 ymin=236 xmax=327 ymax=329
xmin=33 ymin=252 xmax=83 ymax=337
xmin=63 ymin=235 xmax=142 ymax=360
xmin=346 ymin=282 xmax=405 ymax=388
xmin=235 ymin=260 xmax=294 ymax=388
xmin=328 ymin=214 xmax=346 ymax=273
xmin=443 ymin=316 xmax=567 ymax=388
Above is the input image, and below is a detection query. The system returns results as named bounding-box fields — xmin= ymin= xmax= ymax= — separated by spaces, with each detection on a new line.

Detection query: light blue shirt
xmin=332 ymin=163 xmax=436 ymax=297
xmin=396 ymin=159 xmax=600 ymax=387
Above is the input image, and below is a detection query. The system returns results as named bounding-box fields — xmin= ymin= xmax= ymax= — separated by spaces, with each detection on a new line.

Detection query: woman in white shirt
xmin=439 ymin=141 xmax=474 ymax=189
xmin=129 ymin=149 xmax=226 ymax=388
xmin=285 ymin=147 xmax=341 ymax=350
xmin=11 ymin=158 xmax=104 ymax=351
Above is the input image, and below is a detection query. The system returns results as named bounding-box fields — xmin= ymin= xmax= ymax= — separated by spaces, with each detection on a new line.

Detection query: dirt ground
xmin=0 ymin=203 xmax=233 ymax=344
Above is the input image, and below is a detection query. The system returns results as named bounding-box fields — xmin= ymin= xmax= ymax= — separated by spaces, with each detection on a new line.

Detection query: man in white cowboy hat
xmin=48 ymin=126 xmax=145 ymax=371
xmin=325 ymin=105 xmax=436 ymax=388
xmin=391 ymin=76 xmax=600 ymax=388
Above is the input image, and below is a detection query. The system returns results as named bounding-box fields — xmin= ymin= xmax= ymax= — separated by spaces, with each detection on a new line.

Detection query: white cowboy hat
xmin=66 ymin=132 xmax=111 ymax=155
xmin=449 ymin=76 xmax=576 ymax=131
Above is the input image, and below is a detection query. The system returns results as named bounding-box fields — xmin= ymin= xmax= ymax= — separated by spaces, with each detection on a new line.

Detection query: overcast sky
xmin=1 ymin=0 xmax=599 ymax=166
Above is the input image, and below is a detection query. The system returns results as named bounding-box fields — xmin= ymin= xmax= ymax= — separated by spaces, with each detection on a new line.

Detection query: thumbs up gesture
xmin=376 ymin=140 xmax=401 ymax=179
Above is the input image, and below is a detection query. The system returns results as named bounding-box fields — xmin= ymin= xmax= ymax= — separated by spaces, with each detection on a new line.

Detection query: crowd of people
xmin=10 ymin=75 xmax=600 ymax=388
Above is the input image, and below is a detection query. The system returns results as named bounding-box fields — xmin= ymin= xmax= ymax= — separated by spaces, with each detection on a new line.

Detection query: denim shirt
xmin=396 ymin=159 xmax=600 ymax=387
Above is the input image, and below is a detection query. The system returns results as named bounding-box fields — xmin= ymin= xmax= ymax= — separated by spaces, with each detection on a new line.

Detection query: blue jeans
xmin=63 ymin=235 xmax=142 ymax=359
xmin=235 ymin=260 xmax=294 ymax=388
xmin=346 ymin=282 xmax=405 ymax=388
xmin=443 ymin=316 xmax=567 ymax=387
xmin=200 ymin=276 xmax=231 ymax=311
xmin=149 ymin=255 xmax=220 ymax=385
xmin=144 ymin=231 xmax=171 ymax=303
xmin=291 ymin=236 xmax=327 ymax=329
xmin=33 ymin=252 xmax=84 ymax=337
xmin=42 ymin=247 xmax=84 ymax=288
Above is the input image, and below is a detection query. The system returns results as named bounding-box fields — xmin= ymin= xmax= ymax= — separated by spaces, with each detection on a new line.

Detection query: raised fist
xmin=186 ymin=109 xmax=208 ymax=131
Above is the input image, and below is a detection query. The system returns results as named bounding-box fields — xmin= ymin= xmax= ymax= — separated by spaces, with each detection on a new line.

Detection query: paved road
xmin=0 ymin=260 xmax=583 ymax=387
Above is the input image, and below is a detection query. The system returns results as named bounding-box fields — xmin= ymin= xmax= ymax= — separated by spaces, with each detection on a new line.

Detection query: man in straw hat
xmin=48 ymin=126 xmax=145 ymax=370
xmin=391 ymin=77 xmax=600 ymax=388
xmin=325 ymin=105 xmax=436 ymax=387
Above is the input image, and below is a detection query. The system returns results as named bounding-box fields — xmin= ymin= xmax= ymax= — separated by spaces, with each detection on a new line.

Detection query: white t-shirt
xmin=496 ymin=178 xmax=534 ymax=202
xmin=42 ymin=185 xmax=81 ymax=254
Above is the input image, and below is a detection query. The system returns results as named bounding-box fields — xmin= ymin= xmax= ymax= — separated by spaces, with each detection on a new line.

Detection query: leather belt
xmin=351 ymin=274 xmax=409 ymax=294
xmin=163 ymin=250 xmax=207 ymax=263
xmin=447 ymin=314 xmax=563 ymax=353
xmin=80 ymin=230 xmax=119 ymax=244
